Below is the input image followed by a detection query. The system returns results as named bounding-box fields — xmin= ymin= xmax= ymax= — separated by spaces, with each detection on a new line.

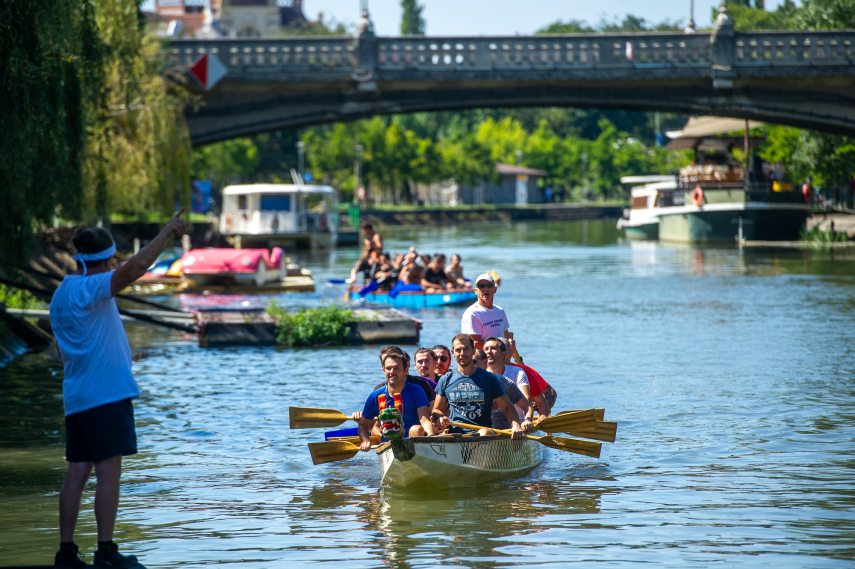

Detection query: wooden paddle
xmin=290 ymin=406 xmax=355 ymax=429
xmin=450 ymin=421 xmax=602 ymax=458
xmin=308 ymin=439 xmax=384 ymax=465
xmin=535 ymin=408 xmax=604 ymax=433
xmin=544 ymin=409 xmax=616 ymax=442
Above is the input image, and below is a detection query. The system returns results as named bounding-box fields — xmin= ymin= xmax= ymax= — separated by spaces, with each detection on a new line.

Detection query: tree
xmin=400 ymin=0 xmax=426 ymax=35
xmin=0 ymin=0 xmax=98 ymax=263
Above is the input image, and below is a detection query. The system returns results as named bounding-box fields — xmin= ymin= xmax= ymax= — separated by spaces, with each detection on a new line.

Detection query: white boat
xmin=616 ymin=176 xmax=677 ymax=240
xmin=377 ymin=435 xmax=544 ymax=489
xmin=219 ymin=183 xmax=338 ymax=249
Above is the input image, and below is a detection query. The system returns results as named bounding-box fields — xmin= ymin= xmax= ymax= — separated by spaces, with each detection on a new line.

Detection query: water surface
xmin=1 ymin=220 xmax=853 ymax=567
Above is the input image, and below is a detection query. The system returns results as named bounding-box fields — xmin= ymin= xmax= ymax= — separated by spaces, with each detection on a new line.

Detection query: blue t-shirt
xmin=437 ymin=368 xmax=506 ymax=427
xmin=362 ymin=381 xmax=430 ymax=434
xmin=49 ymin=270 xmax=139 ymax=415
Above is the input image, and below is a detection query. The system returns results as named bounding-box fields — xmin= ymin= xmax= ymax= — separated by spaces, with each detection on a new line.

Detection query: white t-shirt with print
xmin=461 ymin=302 xmax=509 ymax=340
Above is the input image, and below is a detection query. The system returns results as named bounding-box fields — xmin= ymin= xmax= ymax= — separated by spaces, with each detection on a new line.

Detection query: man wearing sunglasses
xmin=431 ymin=345 xmax=452 ymax=377
xmin=461 ymin=273 xmax=508 ymax=350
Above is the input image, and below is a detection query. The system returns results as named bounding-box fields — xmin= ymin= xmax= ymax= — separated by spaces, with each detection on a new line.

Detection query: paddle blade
xmin=326 ymin=435 xmax=381 ymax=446
xmin=308 ymin=440 xmax=361 ymax=465
xmin=564 ymin=421 xmax=617 ymax=443
xmin=555 ymin=408 xmax=605 ymax=421
xmin=536 ymin=409 xmax=604 ymax=433
xmin=289 ymin=406 xmax=351 ymax=429
xmin=538 ymin=435 xmax=602 ymax=458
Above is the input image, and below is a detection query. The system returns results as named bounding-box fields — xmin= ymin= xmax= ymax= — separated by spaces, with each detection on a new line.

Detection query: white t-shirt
xmin=501 ymin=364 xmax=529 ymax=390
xmin=461 ymin=302 xmax=509 ymax=340
xmin=50 ymin=271 xmax=139 ymax=415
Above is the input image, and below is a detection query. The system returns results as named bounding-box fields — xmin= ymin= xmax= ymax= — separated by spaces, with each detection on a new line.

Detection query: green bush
xmin=266 ymin=304 xmax=355 ymax=347
xmin=0 ymin=285 xmax=43 ymax=310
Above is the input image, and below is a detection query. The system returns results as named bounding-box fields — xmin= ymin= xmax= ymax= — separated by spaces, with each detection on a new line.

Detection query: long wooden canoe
xmin=377 ymin=435 xmax=544 ymax=489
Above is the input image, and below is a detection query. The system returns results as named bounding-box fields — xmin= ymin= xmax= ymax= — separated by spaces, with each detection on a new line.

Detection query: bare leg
xmin=94 ymin=455 xmax=122 ymax=542
xmin=59 ymin=461 xmax=93 ymax=542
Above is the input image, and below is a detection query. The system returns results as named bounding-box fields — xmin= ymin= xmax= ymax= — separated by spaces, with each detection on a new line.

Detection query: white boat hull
xmin=378 ymin=435 xmax=544 ymax=489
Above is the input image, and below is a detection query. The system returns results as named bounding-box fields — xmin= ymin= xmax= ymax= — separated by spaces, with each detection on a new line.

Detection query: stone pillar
xmin=352 ymin=6 xmax=378 ymax=89
xmin=710 ymin=3 xmax=735 ymax=89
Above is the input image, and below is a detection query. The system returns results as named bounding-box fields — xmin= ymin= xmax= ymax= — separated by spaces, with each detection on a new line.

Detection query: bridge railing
xmin=166 ymin=31 xmax=855 ymax=77
xmin=166 ymin=38 xmax=355 ymax=74
xmin=734 ymin=31 xmax=854 ymax=67
xmin=375 ymin=33 xmax=712 ymax=71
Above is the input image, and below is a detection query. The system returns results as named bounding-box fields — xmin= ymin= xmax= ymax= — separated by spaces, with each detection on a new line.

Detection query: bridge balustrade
xmin=167 ymin=38 xmax=355 ymax=75
xmin=734 ymin=31 xmax=854 ymax=67
xmin=373 ymin=34 xmax=713 ymax=72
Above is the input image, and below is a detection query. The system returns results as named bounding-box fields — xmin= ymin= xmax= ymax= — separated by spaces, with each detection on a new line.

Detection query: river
xmin=1 ymin=219 xmax=853 ymax=568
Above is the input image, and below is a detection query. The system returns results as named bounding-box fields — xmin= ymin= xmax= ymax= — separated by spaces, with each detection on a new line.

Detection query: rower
xmin=461 ymin=273 xmax=509 ymax=350
xmin=356 ymin=350 xmax=435 ymax=451
xmin=483 ymin=337 xmax=535 ymax=431
xmin=413 ymin=348 xmax=439 ymax=386
xmin=497 ymin=337 xmax=555 ymax=418
xmin=432 ymin=344 xmax=452 ymax=378
xmin=431 ymin=334 xmax=524 ymax=439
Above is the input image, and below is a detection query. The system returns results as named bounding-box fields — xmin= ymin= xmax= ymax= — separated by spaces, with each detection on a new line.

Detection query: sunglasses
xmin=476 ymin=282 xmax=495 ymax=290
xmin=434 ymin=355 xmax=450 ymax=362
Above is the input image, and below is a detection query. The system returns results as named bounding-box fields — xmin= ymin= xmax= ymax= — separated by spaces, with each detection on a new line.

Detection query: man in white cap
xmin=460 ymin=272 xmax=508 ymax=350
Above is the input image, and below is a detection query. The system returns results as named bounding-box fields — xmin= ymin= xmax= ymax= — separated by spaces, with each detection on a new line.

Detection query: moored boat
xmin=617 ymin=117 xmax=810 ymax=244
xmin=347 ymin=286 xmax=474 ymax=309
xmin=378 ymin=435 xmax=544 ymax=489
xmin=181 ymin=247 xmax=287 ymax=286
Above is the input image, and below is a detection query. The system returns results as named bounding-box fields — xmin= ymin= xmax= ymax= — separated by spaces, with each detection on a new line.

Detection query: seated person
xmin=413 ymin=347 xmax=439 ymax=385
xmin=445 ymin=254 xmax=467 ymax=288
xmin=430 ymin=334 xmax=524 ymax=438
xmin=421 ymin=255 xmax=449 ymax=291
xmin=490 ymin=376 xmax=531 ymax=431
xmin=357 ymin=350 xmax=435 ymax=450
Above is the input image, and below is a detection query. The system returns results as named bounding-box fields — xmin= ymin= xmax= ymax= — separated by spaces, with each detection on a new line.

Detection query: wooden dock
xmin=197 ymin=307 xmax=421 ymax=348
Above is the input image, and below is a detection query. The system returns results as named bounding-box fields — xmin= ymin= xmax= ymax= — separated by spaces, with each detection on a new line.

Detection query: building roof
xmin=665 ymin=116 xmax=765 ymax=150
xmin=495 ymin=163 xmax=548 ymax=177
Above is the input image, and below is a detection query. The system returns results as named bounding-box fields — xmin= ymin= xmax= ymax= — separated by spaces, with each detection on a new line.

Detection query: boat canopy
xmin=222 ymin=184 xmax=335 ymax=196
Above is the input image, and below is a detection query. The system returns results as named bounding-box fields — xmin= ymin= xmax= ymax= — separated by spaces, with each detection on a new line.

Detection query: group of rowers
xmin=352 ymin=271 xmax=558 ymax=450
xmin=349 ymin=223 xmax=470 ymax=292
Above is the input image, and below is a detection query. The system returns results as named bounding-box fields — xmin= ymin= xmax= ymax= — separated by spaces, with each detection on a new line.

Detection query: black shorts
xmin=65 ymin=398 xmax=137 ymax=463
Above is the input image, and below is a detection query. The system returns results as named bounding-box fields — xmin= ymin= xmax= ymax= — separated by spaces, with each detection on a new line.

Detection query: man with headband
xmin=50 ymin=211 xmax=186 ymax=569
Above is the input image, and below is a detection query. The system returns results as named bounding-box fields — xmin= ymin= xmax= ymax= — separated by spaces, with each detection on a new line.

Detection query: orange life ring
xmin=692 ymin=186 xmax=704 ymax=207
xmin=224 ymin=213 xmax=233 ymax=231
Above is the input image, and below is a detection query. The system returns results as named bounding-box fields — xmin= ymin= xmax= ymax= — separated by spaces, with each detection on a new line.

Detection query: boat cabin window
xmin=631 ymin=196 xmax=649 ymax=209
xmin=260 ymin=195 xmax=292 ymax=211
xmin=237 ymin=195 xmax=248 ymax=210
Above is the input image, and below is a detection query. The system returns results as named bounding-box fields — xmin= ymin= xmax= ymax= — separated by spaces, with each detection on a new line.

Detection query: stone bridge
xmin=166 ymin=11 xmax=855 ymax=146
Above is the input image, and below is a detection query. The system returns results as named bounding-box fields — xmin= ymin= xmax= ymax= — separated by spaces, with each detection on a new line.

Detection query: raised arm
xmin=111 ymin=210 xmax=186 ymax=295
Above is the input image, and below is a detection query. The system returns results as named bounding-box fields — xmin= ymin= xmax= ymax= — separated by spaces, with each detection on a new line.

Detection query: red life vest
xmin=377 ymin=392 xmax=403 ymax=414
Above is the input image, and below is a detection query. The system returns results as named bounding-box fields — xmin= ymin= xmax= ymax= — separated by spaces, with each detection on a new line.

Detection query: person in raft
xmin=460 ymin=272 xmax=509 ymax=350
xmin=357 ymin=348 xmax=437 ymax=450
xmin=49 ymin=211 xmax=186 ymax=569
xmin=431 ymin=334 xmax=525 ymax=439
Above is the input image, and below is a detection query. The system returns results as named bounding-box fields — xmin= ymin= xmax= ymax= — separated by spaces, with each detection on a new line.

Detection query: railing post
xmin=352 ymin=7 xmax=378 ymax=90
xmin=710 ymin=3 xmax=735 ymax=88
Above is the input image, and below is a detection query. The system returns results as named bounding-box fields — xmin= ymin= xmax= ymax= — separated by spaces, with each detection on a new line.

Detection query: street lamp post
xmin=353 ymin=143 xmax=364 ymax=203
xmin=296 ymin=141 xmax=305 ymax=183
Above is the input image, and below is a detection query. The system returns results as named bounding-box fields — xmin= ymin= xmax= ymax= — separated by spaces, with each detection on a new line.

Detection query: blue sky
xmin=304 ymin=0 xmax=790 ymax=35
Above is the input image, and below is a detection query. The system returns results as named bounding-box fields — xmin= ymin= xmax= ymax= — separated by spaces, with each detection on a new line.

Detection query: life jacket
xmin=377 ymin=392 xmax=403 ymax=414
xmin=377 ymin=392 xmax=404 ymax=440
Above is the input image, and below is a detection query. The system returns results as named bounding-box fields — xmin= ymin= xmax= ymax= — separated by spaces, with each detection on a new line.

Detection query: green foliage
xmin=0 ymin=0 xmax=95 ymax=263
xmin=85 ymin=0 xmax=193 ymax=219
xmin=800 ymin=226 xmax=849 ymax=244
xmin=267 ymin=304 xmax=355 ymax=347
xmin=400 ymin=0 xmax=426 ymax=35
xmin=0 ymin=285 xmax=43 ymax=310
xmin=0 ymin=0 xmax=192 ymax=260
